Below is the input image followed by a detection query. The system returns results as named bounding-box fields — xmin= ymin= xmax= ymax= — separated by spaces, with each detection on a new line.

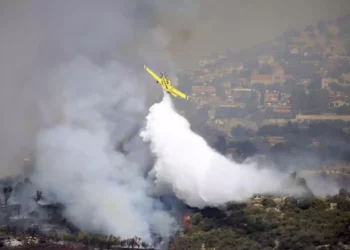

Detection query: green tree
xmin=261 ymin=197 xmax=276 ymax=208
xmin=307 ymin=78 xmax=321 ymax=92
xmin=213 ymin=136 xmax=227 ymax=155
xmin=110 ymin=235 xmax=121 ymax=247
xmin=336 ymin=198 xmax=350 ymax=211
xmin=76 ymin=233 xmax=90 ymax=247
xmin=191 ymin=213 xmax=203 ymax=226
xmin=3 ymin=186 xmax=12 ymax=205
xmin=120 ymin=239 xmax=127 ymax=247
xmin=339 ymin=188 xmax=349 ymax=197
xmin=283 ymin=78 xmax=297 ymax=93
xmin=290 ymin=88 xmax=308 ymax=113
xmin=229 ymin=141 xmax=257 ymax=157
xmin=309 ymin=197 xmax=328 ymax=210
xmin=62 ymin=233 xmax=76 ymax=242
xmin=141 ymin=241 xmax=149 ymax=248
xmin=33 ymin=191 xmax=43 ymax=204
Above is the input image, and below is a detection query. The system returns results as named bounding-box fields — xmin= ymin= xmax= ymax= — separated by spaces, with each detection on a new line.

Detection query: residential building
xmin=237 ymin=78 xmax=250 ymax=88
xmin=250 ymin=73 xmax=274 ymax=85
xmin=264 ymin=136 xmax=286 ymax=146
xmin=222 ymin=81 xmax=232 ymax=93
xmin=297 ymin=78 xmax=312 ymax=87
xmin=302 ymin=59 xmax=320 ymax=67
xmin=250 ymin=65 xmax=286 ymax=85
xmin=264 ymin=90 xmax=279 ymax=105
xmin=329 ymin=92 xmax=348 ymax=101
xmin=273 ymin=105 xmax=292 ymax=113
xmin=295 ymin=114 xmax=350 ymax=122
xmin=341 ymin=73 xmax=350 ymax=82
xmin=231 ymin=88 xmax=259 ymax=104
xmin=200 ymin=96 xmax=221 ymax=106
xmin=290 ymin=48 xmax=299 ymax=55
xmin=279 ymin=92 xmax=291 ymax=105
xmin=316 ymin=68 xmax=328 ymax=77
xmin=329 ymin=99 xmax=350 ymax=108
xmin=192 ymin=86 xmax=216 ymax=96
xmin=198 ymin=57 xmax=216 ymax=67
xmin=258 ymin=55 xmax=274 ymax=65
xmin=321 ymin=77 xmax=338 ymax=89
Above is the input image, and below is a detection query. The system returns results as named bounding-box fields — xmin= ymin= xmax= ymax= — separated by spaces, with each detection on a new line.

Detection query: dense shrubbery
xmin=171 ymin=190 xmax=350 ymax=250
xmin=0 ymin=226 xmax=150 ymax=250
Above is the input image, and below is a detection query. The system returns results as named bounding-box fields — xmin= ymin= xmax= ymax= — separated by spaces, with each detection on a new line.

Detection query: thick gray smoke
xmin=32 ymin=58 xmax=176 ymax=242
xmin=0 ymin=0 xmax=201 ymax=244
xmin=2 ymin=0 xmax=344 ymax=246
xmin=0 ymin=0 xmax=200 ymax=179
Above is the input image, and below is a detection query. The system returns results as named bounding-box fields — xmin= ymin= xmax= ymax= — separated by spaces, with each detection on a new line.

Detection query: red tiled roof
xmin=265 ymin=92 xmax=278 ymax=98
xmin=250 ymin=74 xmax=273 ymax=81
xmin=273 ymin=106 xmax=291 ymax=113
xmin=273 ymin=65 xmax=284 ymax=72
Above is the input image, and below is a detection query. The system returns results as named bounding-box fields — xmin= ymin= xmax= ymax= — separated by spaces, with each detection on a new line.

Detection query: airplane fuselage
xmin=144 ymin=64 xmax=188 ymax=100
xmin=157 ymin=76 xmax=174 ymax=95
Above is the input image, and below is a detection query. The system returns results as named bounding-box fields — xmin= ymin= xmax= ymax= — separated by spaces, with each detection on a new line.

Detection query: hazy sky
xmin=176 ymin=0 xmax=350 ymax=68
xmin=0 ymin=0 xmax=349 ymax=174
xmin=1 ymin=0 xmax=349 ymax=70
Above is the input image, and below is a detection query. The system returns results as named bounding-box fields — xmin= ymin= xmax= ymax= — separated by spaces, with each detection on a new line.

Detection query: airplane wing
xmin=144 ymin=65 xmax=162 ymax=83
xmin=169 ymin=85 xmax=189 ymax=100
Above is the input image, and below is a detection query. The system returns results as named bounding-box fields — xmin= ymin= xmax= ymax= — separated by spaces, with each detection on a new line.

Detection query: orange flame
xmin=183 ymin=212 xmax=191 ymax=227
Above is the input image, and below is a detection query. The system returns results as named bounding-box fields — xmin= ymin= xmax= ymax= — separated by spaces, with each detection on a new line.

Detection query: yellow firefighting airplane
xmin=144 ymin=65 xmax=189 ymax=100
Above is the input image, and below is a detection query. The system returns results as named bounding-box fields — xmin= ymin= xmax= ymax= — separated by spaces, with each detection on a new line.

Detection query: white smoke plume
xmin=31 ymin=58 xmax=176 ymax=243
xmin=141 ymin=94 xmax=307 ymax=208
xmin=0 ymin=0 xmax=201 ymax=244
xmin=0 ymin=0 xmax=200 ymax=180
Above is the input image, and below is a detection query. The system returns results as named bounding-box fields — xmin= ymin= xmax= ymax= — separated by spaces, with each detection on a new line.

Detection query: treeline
xmin=0 ymin=226 xmax=153 ymax=250
xmin=61 ymin=233 xmax=150 ymax=249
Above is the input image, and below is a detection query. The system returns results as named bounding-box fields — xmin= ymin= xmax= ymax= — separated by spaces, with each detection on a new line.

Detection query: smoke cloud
xmin=0 ymin=0 xmax=200 ymax=180
xmin=0 ymin=0 xmax=202 ymax=244
xmin=1 ymin=0 xmax=345 ymax=247
xmin=141 ymin=94 xmax=317 ymax=208
xmin=31 ymin=58 xmax=176 ymax=243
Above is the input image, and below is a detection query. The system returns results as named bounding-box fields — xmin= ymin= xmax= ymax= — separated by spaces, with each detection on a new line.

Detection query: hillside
xmin=170 ymin=15 xmax=350 ymax=250
xmin=173 ymin=14 xmax=350 ymax=178
xmin=171 ymin=190 xmax=350 ymax=250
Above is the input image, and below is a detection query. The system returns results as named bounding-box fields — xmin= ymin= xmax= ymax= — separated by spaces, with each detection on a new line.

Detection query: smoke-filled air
xmin=1 ymin=0 xmax=350 ymax=249
xmin=0 ymin=0 xmax=200 ymax=246
xmin=141 ymin=93 xmax=308 ymax=208
xmin=31 ymin=58 xmax=176 ymax=243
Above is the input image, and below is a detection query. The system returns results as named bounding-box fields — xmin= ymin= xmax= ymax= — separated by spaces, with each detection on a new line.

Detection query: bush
xmin=262 ymin=198 xmax=276 ymax=208
xmin=191 ymin=213 xmax=203 ymax=226
xmin=62 ymin=233 xmax=76 ymax=242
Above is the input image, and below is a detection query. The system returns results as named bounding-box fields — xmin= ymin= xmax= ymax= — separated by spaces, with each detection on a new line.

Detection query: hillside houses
xmin=192 ymin=85 xmax=216 ymax=95
xmin=177 ymin=14 xmax=350 ymax=133
xmin=258 ymin=55 xmax=274 ymax=65
xmin=250 ymin=64 xmax=286 ymax=85
xmin=264 ymin=90 xmax=279 ymax=105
